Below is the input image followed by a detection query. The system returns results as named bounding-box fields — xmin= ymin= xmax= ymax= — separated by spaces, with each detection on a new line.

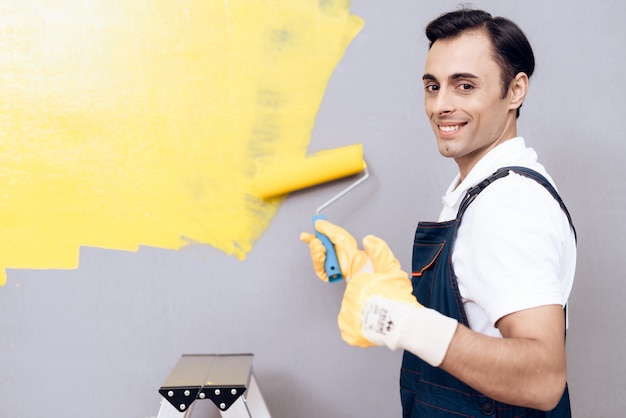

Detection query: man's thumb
xmin=362 ymin=235 xmax=402 ymax=273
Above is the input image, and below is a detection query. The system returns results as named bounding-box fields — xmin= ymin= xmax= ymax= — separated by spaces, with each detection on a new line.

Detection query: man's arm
xmin=440 ymin=304 xmax=567 ymax=411
xmin=324 ymin=226 xmax=570 ymax=411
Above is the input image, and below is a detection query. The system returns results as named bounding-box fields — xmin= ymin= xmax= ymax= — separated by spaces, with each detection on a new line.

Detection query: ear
xmin=508 ymin=72 xmax=529 ymax=111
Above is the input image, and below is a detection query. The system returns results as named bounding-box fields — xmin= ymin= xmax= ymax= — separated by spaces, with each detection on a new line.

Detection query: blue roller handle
xmin=312 ymin=214 xmax=343 ymax=282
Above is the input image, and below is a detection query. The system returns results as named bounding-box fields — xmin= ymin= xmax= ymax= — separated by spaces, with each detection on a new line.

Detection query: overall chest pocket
xmin=412 ymin=220 xmax=452 ymax=277
xmin=411 ymin=239 xmax=446 ymax=305
xmin=412 ymin=240 xmax=445 ymax=278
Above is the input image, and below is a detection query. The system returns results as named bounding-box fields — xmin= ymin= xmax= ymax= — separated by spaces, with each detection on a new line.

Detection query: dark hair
xmin=426 ymin=8 xmax=535 ymax=118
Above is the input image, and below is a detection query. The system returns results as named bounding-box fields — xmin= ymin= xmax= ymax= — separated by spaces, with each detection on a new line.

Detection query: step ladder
xmin=156 ymin=354 xmax=272 ymax=418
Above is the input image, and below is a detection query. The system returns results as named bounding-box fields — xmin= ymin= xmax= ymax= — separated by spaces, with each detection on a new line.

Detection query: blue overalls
xmin=400 ymin=167 xmax=576 ymax=418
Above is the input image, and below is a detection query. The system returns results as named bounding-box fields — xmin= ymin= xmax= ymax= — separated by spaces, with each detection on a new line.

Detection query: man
xmin=301 ymin=8 xmax=576 ymax=417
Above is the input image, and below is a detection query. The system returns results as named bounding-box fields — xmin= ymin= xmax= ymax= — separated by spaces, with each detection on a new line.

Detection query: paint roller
xmin=252 ymin=144 xmax=369 ymax=282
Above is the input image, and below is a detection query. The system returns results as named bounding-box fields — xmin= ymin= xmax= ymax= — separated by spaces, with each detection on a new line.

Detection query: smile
xmin=438 ymin=123 xmax=466 ymax=132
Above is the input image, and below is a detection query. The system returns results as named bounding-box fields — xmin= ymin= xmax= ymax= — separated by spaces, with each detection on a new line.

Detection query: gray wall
xmin=1 ymin=1 xmax=623 ymax=417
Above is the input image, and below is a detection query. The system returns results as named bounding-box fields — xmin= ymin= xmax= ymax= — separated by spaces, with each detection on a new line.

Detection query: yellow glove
xmin=338 ymin=235 xmax=458 ymax=367
xmin=299 ymin=219 xmax=370 ymax=282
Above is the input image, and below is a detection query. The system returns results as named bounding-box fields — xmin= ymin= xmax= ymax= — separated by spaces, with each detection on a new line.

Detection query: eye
xmin=457 ymin=83 xmax=474 ymax=91
xmin=424 ymin=84 xmax=439 ymax=93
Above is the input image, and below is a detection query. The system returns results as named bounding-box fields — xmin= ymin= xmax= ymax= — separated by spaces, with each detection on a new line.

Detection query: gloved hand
xmin=338 ymin=235 xmax=458 ymax=367
xmin=299 ymin=219 xmax=371 ymax=282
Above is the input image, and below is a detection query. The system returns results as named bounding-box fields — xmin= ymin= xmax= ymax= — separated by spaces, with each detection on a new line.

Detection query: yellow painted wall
xmin=0 ymin=0 xmax=363 ymax=285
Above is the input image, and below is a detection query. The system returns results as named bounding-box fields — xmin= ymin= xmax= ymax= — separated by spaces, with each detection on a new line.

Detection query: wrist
xmin=397 ymin=305 xmax=458 ymax=367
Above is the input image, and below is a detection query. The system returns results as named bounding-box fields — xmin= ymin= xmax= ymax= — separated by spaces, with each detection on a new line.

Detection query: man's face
xmin=423 ymin=30 xmax=518 ymax=178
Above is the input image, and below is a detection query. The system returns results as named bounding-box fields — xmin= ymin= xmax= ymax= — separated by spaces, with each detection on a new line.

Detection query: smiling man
xmin=301 ymin=8 xmax=576 ymax=417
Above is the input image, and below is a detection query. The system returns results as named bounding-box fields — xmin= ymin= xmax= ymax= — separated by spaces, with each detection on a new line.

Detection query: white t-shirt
xmin=438 ymin=137 xmax=576 ymax=338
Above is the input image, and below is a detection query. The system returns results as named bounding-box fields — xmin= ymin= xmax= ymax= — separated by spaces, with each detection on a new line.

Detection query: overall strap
xmin=458 ymin=166 xmax=577 ymax=241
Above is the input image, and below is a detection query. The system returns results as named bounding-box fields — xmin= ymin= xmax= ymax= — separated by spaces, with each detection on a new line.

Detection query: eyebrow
xmin=422 ymin=72 xmax=480 ymax=82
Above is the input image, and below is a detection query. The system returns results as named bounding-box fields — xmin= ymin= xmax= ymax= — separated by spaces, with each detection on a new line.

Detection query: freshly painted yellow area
xmin=0 ymin=0 xmax=363 ymax=285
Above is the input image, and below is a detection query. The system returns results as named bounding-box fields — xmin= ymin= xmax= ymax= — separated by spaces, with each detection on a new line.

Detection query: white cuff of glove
xmin=362 ymin=296 xmax=458 ymax=367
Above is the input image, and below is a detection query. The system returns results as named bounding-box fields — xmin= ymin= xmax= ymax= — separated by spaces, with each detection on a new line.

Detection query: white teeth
xmin=439 ymin=124 xmax=462 ymax=132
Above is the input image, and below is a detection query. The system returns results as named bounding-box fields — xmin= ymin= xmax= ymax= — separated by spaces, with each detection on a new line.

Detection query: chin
xmin=436 ymin=143 xmax=456 ymax=158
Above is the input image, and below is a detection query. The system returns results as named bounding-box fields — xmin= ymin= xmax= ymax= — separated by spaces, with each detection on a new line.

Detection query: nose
xmin=428 ymin=88 xmax=455 ymax=116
